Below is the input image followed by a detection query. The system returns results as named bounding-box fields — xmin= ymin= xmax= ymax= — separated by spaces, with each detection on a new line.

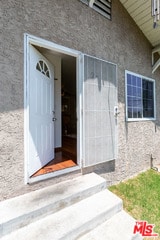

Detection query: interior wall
xmin=62 ymin=57 xmax=76 ymax=95
xmin=62 ymin=57 xmax=77 ymax=135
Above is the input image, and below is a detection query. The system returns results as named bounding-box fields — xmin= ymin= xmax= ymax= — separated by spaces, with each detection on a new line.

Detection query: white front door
xmin=28 ymin=44 xmax=54 ymax=176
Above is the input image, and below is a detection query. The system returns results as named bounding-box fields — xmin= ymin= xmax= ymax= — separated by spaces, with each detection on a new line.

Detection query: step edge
xmin=0 ymin=173 xmax=106 ymax=222
xmin=1 ymin=195 xmax=122 ymax=240
xmin=77 ymin=210 xmax=143 ymax=240
xmin=71 ymin=205 xmax=123 ymax=240
xmin=0 ymin=180 xmax=107 ymax=237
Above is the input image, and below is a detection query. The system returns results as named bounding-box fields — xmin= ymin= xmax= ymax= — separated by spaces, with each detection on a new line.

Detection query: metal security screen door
xmin=83 ymin=55 xmax=117 ymax=167
xmin=28 ymin=44 xmax=55 ymax=176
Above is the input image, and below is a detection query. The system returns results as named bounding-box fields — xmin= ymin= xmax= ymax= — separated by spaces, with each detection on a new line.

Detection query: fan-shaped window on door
xmin=36 ymin=60 xmax=50 ymax=78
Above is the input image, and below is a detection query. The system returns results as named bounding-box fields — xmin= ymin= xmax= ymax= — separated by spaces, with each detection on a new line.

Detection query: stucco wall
xmin=0 ymin=0 xmax=160 ymax=200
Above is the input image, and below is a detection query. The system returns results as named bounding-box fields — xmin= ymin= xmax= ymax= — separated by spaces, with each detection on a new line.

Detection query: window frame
xmin=36 ymin=59 xmax=50 ymax=78
xmin=125 ymin=70 xmax=156 ymax=122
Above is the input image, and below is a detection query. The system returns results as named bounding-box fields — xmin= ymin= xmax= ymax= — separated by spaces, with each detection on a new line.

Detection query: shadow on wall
xmin=82 ymin=160 xmax=115 ymax=175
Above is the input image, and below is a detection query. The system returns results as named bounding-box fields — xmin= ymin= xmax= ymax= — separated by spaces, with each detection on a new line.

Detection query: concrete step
xmin=0 ymin=173 xmax=106 ymax=237
xmin=1 ymin=189 xmax=123 ymax=240
xmin=78 ymin=210 xmax=143 ymax=240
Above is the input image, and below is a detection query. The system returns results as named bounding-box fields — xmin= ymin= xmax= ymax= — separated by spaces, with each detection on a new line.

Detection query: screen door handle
xmin=52 ymin=117 xmax=57 ymax=121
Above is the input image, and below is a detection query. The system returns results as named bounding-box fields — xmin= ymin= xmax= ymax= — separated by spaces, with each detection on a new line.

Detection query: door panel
xmin=83 ymin=55 xmax=117 ymax=167
xmin=28 ymin=44 xmax=54 ymax=176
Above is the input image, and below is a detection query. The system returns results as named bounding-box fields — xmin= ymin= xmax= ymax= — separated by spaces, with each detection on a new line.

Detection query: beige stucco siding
xmin=0 ymin=0 xmax=160 ymax=201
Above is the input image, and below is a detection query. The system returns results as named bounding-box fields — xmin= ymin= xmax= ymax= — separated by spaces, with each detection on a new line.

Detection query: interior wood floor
xmin=32 ymin=136 xmax=77 ymax=177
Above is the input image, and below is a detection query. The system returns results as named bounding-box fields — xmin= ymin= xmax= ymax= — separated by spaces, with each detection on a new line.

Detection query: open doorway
xmin=27 ymin=44 xmax=78 ymax=179
xmin=61 ymin=56 xmax=77 ymax=164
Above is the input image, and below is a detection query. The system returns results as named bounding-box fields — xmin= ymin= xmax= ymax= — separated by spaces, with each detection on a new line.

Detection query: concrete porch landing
xmin=0 ymin=173 xmax=142 ymax=240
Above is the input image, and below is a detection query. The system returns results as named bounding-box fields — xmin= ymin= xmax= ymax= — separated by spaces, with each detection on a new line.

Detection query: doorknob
xmin=52 ymin=117 xmax=57 ymax=121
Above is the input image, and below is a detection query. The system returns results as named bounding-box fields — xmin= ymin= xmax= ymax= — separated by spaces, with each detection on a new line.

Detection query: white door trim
xmin=24 ymin=33 xmax=83 ymax=184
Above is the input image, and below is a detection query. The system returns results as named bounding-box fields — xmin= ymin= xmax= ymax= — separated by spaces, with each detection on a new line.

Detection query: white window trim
xmin=125 ymin=70 xmax=156 ymax=122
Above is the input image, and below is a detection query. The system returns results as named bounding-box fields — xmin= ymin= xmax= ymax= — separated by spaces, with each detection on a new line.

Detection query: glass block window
xmin=36 ymin=60 xmax=50 ymax=78
xmin=126 ymin=71 xmax=155 ymax=121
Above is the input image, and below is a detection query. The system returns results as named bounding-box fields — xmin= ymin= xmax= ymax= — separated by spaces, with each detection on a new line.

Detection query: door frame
xmin=24 ymin=33 xmax=83 ymax=184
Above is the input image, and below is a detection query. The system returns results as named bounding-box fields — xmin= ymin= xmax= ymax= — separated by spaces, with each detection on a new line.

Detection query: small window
xmin=125 ymin=71 xmax=155 ymax=121
xmin=36 ymin=60 xmax=50 ymax=78
xmin=80 ymin=0 xmax=111 ymax=20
